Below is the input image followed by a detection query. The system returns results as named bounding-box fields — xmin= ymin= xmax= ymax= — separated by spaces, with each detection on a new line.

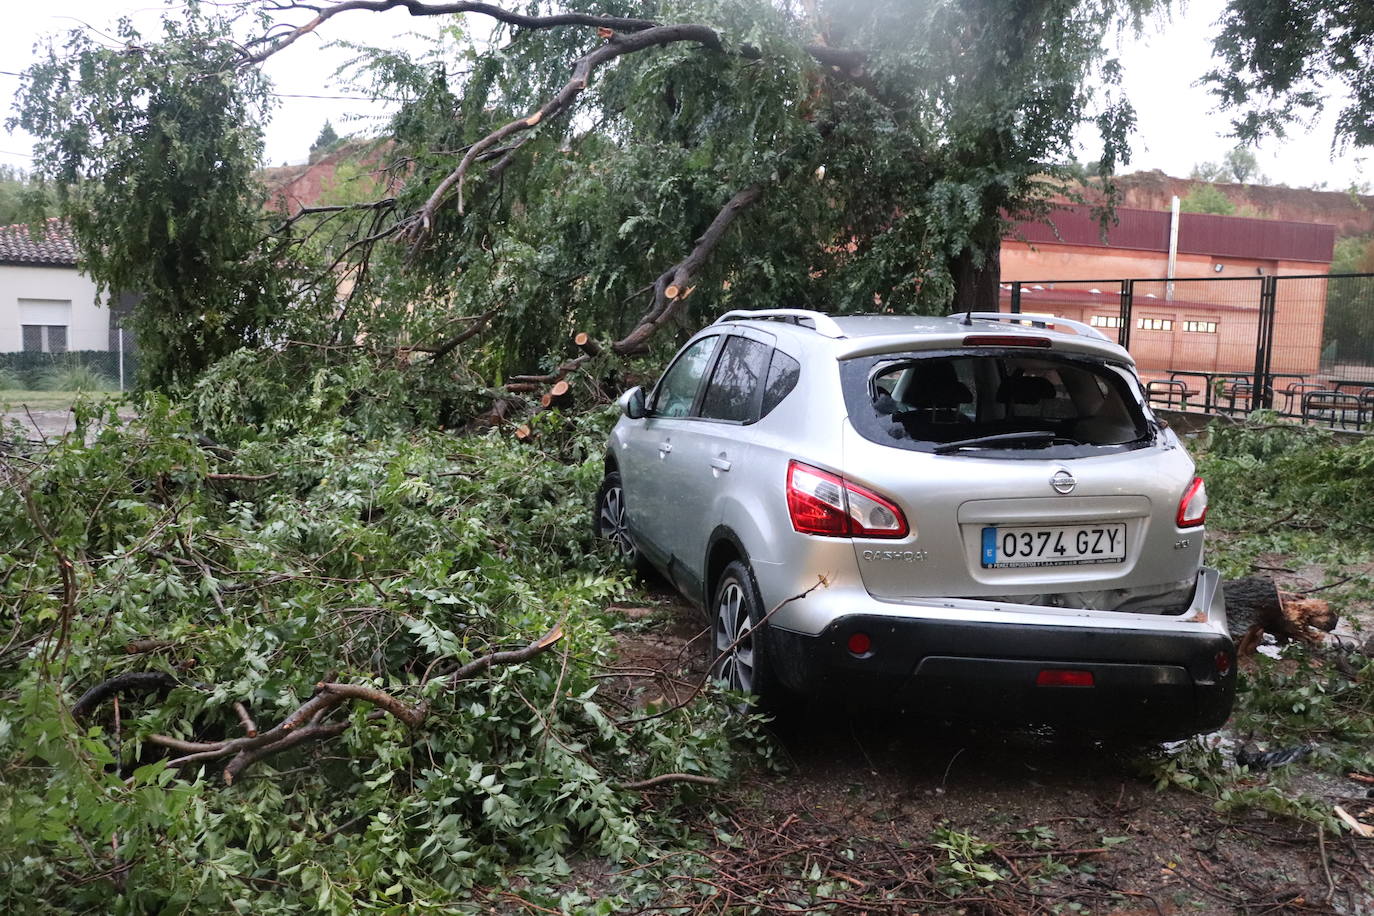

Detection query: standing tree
xmin=12 ymin=16 xmax=287 ymax=389
xmin=16 ymin=0 xmax=1161 ymax=390
xmin=309 ymin=119 xmax=341 ymax=161
xmin=1223 ymin=145 xmax=1261 ymax=183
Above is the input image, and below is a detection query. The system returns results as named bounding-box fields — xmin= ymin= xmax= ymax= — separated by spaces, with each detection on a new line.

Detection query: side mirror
xmin=619 ymin=386 xmax=647 ymax=420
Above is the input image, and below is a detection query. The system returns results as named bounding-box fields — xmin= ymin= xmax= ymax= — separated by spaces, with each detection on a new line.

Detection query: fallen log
xmin=573 ymin=332 xmax=601 ymax=356
xmin=1223 ymin=576 xmax=1338 ymax=655
xmin=540 ymin=379 xmax=573 ymax=409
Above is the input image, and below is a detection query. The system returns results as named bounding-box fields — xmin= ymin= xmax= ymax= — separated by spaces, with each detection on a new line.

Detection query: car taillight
xmin=786 ymin=461 xmax=909 ymax=538
xmin=1177 ymin=477 xmax=1208 ymax=528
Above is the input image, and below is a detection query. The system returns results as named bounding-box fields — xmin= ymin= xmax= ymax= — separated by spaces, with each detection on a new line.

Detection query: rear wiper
xmin=933 ymin=430 xmax=1081 ymax=454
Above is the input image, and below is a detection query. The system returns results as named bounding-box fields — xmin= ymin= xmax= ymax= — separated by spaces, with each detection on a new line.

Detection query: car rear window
xmin=841 ymin=350 xmax=1151 ymax=457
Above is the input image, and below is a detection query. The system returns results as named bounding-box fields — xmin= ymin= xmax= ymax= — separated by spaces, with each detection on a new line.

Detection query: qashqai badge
xmin=1050 ymin=469 xmax=1076 ymax=495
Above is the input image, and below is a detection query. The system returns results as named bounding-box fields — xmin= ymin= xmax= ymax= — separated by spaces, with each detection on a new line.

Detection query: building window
xmin=22 ymin=325 xmax=68 ymax=353
xmin=1089 ymin=315 xmax=1122 ymax=328
xmin=1182 ymin=320 xmax=1217 ymax=334
xmin=1136 ymin=317 xmax=1174 ymax=331
xmin=19 ymin=299 xmax=73 ymax=354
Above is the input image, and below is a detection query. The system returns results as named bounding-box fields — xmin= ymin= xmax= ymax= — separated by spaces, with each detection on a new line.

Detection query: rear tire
xmin=594 ymin=471 xmax=647 ymax=571
xmin=710 ymin=560 xmax=789 ymax=712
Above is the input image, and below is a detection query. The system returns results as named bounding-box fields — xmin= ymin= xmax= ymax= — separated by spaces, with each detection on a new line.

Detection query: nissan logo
xmin=1050 ymin=469 xmax=1076 ymax=495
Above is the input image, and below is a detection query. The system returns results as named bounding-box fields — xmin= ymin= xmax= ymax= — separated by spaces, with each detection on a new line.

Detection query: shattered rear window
xmin=841 ymin=350 xmax=1151 ymax=458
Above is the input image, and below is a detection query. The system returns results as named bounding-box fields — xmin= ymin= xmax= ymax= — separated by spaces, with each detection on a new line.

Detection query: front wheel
xmin=710 ymin=560 xmax=788 ymax=710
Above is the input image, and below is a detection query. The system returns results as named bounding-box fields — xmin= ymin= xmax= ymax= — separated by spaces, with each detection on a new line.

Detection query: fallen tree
xmin=17 ymin=0 xmax=1155 ymax=397
xmin=0 ymin=385 xmax=755 ymax=912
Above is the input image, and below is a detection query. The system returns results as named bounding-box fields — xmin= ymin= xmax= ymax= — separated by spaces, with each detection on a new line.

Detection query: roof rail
xmin=715 ymin=309 xmax=846 ymax=339
xmin=951 ymin=311 xmax=1114 ymax=344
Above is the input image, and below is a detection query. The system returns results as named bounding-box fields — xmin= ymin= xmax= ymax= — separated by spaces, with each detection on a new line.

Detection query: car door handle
xmin=710 ymin=456 xmax=732 ymax=472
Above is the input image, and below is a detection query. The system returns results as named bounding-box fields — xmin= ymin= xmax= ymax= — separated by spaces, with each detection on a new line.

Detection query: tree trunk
xmin=948 ymin=234 xmax=1002 ymax=315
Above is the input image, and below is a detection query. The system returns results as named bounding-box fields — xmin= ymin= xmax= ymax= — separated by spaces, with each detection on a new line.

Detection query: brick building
xmin=1000 ymin=206 xmax=1336 ymax=377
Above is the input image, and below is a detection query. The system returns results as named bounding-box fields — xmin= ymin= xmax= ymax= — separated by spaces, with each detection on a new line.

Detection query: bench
xmin=1217 ymin=379 xmax=1271 ymax=415
xmin=1146 ymin=379 xmax=1196 ymax=409
xmin=1279 ymin=382 xmax=1327 ymax=416
xmin=1302 ymin=390 xmax=1365 ymax=429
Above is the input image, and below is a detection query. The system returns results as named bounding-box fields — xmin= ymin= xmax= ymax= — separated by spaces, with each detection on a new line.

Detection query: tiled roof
xmin=0 ymin=218 xmax=77 ymax=266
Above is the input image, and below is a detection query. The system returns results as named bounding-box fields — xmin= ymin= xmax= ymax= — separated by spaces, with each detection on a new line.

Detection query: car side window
xmin=760 ymin=349 xmax=801 ymax=418
xmin=650 ymin=336 xmax=719 ymax=417
xmin=699 ymin=336 xmax=771 ymax=422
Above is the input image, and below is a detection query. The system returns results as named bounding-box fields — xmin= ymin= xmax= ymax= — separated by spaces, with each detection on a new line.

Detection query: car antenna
xmin=960 ymin=304 xmax=974 ymax=326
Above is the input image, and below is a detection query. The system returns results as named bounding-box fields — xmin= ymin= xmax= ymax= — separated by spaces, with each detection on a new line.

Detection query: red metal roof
xmin=1008 ymin=205 xmax=1335 ymax=264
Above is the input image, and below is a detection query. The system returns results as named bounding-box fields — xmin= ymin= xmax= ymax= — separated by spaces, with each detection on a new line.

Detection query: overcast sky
xmin=0 ymin=0 xmax=1367 ymax=190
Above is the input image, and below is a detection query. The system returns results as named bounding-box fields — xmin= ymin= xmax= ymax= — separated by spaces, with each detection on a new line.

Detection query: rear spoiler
xmin=950 ymin=311 xmax=1114 ymax=343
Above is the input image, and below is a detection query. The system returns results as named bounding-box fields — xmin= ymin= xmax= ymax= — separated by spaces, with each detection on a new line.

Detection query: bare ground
xmin=593 ymin=584 xmax=1374 ymax=915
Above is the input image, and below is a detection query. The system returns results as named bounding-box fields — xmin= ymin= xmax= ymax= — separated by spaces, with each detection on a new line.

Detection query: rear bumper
xmin=767 ymin=571 xmax=1235 ymax=738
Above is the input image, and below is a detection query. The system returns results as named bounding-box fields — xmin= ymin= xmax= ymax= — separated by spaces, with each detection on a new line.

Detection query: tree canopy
xmin=1189 ymin=145 xmax=1264 ymax=185
xmin=16 ymin=0 xmax=1158 ymax=391
xmin=1207 ymin=0 xmax=1374 ymax=148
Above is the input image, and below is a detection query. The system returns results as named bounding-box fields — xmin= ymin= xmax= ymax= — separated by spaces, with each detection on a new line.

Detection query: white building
xmin=0 ymin=219 xmax=119 ymax=353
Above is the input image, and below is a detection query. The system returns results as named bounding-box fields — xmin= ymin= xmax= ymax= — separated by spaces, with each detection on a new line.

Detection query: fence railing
xmin=1001 ymin=273 xmax=1374 ymax=429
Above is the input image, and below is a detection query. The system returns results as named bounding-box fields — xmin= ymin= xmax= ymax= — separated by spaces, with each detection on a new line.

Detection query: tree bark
xmin=948 ymin=234 xmax=1002 ymax=316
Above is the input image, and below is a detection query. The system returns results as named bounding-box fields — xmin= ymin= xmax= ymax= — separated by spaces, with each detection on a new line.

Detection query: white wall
xmin=0 ymin=264 xmax=109 ymax=352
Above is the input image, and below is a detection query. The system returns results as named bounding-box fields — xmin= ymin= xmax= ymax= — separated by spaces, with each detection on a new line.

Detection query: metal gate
xmin=1001 ymin=273 xmax=1374 ymax=427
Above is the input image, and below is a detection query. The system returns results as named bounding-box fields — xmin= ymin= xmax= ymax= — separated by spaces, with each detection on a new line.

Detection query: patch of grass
xmin=0 ymin=390 xmax=117 ymax=411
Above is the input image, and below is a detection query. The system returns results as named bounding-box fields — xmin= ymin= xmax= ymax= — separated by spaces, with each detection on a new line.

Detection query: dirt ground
xmin=2 ymin=405 xmax=136 ymax=442
xmin=597 ymin=583 xmax=1374 ymax=915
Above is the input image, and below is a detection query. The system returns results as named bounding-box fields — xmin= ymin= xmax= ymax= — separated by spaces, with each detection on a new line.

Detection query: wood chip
xmin=1335 ymin=805 xmax=1374 ymax=837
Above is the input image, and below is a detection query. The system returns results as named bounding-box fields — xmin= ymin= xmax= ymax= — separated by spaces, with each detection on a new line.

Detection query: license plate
xmin=981 ymin=523 xmax=1126 ymax=568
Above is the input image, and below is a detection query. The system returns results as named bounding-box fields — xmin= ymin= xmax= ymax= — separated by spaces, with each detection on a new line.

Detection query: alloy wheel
xmin=597 ymin=484 xmax=635 ymax=559
xmin=713 ymin=580 xmax=755 ymax=694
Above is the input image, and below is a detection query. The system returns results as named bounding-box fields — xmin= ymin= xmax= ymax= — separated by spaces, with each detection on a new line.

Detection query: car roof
xmin=712 ymin=310 xmax=1134 ymax=365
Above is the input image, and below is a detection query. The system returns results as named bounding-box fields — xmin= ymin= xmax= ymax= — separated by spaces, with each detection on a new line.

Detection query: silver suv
xmin=597 ymin=309 xmax=1234 ymax=737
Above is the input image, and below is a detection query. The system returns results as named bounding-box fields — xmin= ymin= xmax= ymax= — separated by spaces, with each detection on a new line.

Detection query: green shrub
xmin=35 ymin=363 xmax=116 ymax=392
xmin=0 ymin=368 xmax=22 ymax=389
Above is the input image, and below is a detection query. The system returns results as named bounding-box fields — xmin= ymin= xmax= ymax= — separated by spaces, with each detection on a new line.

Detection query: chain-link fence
xmin=1003 ymin=273 xmax=1374 ymax=428
xmin=0 ymin=349 xmax=138 ymax=393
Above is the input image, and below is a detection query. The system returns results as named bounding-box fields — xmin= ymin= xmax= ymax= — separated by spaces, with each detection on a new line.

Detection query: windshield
xmin=840 ymin=350 xmax=1152 ymax=458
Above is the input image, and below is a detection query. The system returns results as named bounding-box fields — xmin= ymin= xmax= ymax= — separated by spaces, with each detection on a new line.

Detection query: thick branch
xmin=419 ymin=24 xmax=723 ymax=227
xmin=421 ymin=306 xmax=501 ymax=363
xmin=447 ymin=624 xmax=564 ymax=683
xmin=245 ymin=1 xmax=659 ymax=65
xmin=317 ymin=683 xmax=427 ymax=727
xmin=72 ymin=672 xmax=177 ymax=722
xmin=222 ymin=721 xmax=350 ymax=785
xmin=613 ymin=185 xmax=763 ymax=355
xmin=146 ymin=624 xmax=561 ymax=783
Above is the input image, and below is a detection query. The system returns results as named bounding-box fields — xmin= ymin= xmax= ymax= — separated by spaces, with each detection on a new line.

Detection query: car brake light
xmin=1177 ymin=477 xmax=1208 ymax=528
xmin=1036 ymin=669 xmax=1094 ymax=687
xmin=786 ymin=461 xmax=909 ymax=538
xmin=962 ymin=335 xmax=1051 ymax=348
xmin=1214 ymin=650 xmax=1232 ymax=677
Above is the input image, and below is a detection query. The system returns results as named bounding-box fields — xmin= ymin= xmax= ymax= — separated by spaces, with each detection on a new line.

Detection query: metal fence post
xmin=1251 ymin=276 xmax=1277 ymax=411
xmin=1010 ymin=282 xmax=1022 ymax=314
xmin=1118 ymin=280 xmax=1133 ymax=349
